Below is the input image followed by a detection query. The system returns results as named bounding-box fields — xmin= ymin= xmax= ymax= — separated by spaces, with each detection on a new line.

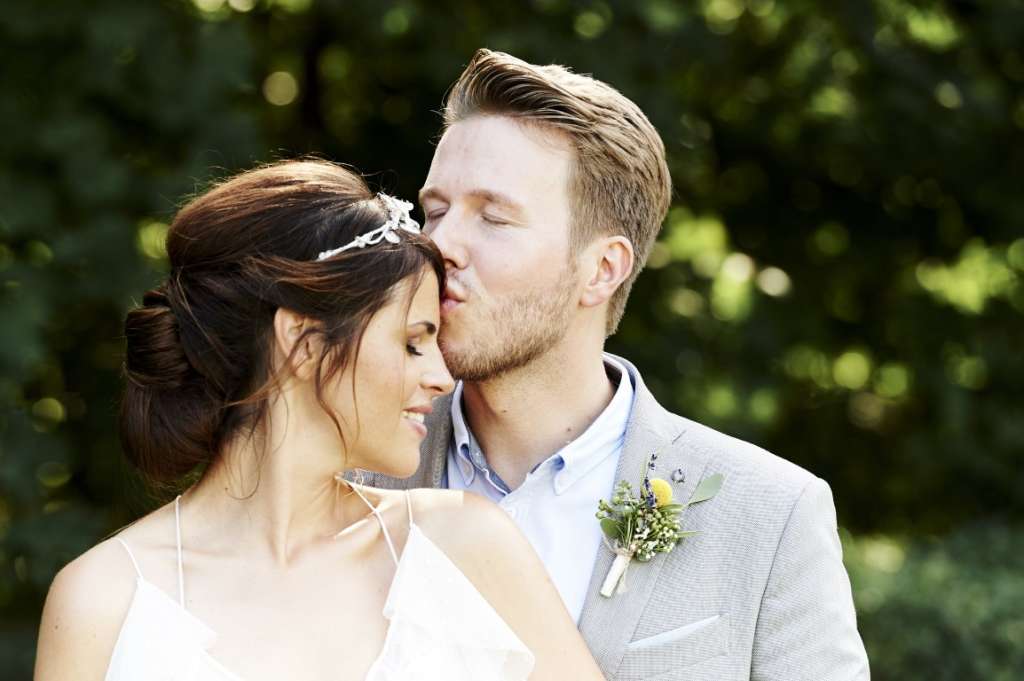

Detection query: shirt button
xmin=505 ymin=507 xmax=518 ymax=519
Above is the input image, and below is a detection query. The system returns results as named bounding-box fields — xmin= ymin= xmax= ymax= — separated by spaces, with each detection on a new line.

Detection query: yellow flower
xmin=650 ymin=478 xmax=673 ymax=507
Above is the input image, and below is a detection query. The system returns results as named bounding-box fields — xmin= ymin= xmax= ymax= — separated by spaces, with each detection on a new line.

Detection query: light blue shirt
xmin=445 ymin=354 xmax=635 ymax=622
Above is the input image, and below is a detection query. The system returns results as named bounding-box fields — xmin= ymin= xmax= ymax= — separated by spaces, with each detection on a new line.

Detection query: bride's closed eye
xmin=404 ymin=321 xmax=437 ymax=358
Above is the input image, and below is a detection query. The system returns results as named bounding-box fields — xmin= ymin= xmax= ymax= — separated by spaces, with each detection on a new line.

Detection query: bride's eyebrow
xmin=407 ymin=321 xmax=438 ymax=335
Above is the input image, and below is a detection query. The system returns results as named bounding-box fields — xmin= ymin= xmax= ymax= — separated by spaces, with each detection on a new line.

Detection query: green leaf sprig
xmin=596 ymin=456 xmax=724 ymax=563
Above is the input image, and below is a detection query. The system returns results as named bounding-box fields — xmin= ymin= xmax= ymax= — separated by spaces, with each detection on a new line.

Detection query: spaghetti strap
xmin=404 ymin=489 xmax=414 ymax=526
xmin=114 ymin=537 xmax=143 ymax=579
xmin=348 ymin=483 xmax=401 ymax=568
xmin=174 ymin=495 xmax=185 ymax=608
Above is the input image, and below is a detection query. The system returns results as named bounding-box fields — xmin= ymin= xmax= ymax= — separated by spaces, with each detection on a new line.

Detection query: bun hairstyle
xmin=120 ymin=160 xmax=444 ymax=483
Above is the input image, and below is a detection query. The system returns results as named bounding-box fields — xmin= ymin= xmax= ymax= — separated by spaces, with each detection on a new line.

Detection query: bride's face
xmin=329 ymin=269 xmax=454 ymax=477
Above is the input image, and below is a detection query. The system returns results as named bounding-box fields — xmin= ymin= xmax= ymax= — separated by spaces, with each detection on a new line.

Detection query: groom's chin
xmin=438 ymin=333 xmax=469 ymax=375
xmin=438 ymin=347 xmax=477 ymax=383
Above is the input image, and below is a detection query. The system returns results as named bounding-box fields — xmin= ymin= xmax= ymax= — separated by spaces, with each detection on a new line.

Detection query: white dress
xmin=104 ymin=488 xmax=535 ymax=681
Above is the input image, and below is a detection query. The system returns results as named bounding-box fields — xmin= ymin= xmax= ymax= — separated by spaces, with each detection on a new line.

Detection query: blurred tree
xmin=2 ymin=0 xmax=1022 ymax=677
xmin=844 ymin=524 xmax=1024 ymax=681
xmin=0 ymin=0 xmax=264 ymax=673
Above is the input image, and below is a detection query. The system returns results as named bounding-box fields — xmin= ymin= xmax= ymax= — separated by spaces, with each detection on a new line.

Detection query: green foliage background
xmin=2 ymin=0 xmax=1022 ymax=677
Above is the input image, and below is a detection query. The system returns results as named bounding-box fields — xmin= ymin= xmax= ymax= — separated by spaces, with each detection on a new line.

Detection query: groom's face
xmin=420 ymin=115 xmax=580 ymax=381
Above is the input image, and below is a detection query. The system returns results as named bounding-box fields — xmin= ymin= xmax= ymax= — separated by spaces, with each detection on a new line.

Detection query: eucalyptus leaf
xmin=600 ymin=518 xmax=621 ymax=542
xmin=687 ymin=474 xmax=724 ymax=506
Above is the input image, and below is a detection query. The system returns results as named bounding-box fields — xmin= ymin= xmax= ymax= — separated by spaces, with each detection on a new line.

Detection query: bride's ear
xmin=272 ymin=307 xmax=319 ymax=381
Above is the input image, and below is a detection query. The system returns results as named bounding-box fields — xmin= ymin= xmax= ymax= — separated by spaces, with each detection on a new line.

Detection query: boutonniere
xmin=596 ymin=452 xmax=724 ymax=597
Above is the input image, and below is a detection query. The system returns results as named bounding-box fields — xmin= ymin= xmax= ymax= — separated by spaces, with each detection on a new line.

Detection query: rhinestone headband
xmin=316 ymin=192 xmax=421 ymax=261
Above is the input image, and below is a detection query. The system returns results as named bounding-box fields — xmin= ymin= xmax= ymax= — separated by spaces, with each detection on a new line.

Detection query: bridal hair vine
xmin=316 ymin=193 xmax=421 ymax=261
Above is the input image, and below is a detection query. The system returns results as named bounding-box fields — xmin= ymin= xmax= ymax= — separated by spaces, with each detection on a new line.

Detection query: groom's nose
xmin=426 ymin=211 xmax=470 ymax=271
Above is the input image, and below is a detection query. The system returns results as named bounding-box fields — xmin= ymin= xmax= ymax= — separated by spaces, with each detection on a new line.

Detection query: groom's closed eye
xmin=418 ymin=188 xmax=447 ymax=224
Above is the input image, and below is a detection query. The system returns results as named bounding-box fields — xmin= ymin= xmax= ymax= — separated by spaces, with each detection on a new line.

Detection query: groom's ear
xmin=579 ymin=235 xmax=635 ymax=309
xmin=272 ymin=307 xmax=319 ymax=381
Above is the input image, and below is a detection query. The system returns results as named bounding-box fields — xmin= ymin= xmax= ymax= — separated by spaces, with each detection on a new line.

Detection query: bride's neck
xmin=185 ymin=397 xmax=370 ymax=566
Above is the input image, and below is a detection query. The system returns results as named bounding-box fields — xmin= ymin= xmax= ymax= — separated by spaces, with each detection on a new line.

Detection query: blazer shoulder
xmin=668 ymin=411 xmax=818 ymax=502
xmin=625 ymin=360 xmax=816 ymax=504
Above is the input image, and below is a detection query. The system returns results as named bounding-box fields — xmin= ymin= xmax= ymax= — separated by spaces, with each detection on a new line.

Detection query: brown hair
xmin=120 ymin=160 xmax=444 ymax=484
xmin=443 ymin=49 xmax=672 ymax=334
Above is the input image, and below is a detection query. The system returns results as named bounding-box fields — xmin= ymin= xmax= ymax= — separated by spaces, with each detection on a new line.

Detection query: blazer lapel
xmin=577 ymin=359 xmax=713 ymax=676
xmin=419 ymin=393 xmax=452 ymax=488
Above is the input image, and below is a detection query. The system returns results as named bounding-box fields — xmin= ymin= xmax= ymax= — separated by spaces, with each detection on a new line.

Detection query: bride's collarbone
xmin=157 ymin=540 xmax=403 ymax=680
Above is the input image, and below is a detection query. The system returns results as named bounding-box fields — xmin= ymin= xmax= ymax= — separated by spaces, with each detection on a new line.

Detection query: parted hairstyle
xmin=120 ymin=160 xmax=445 ymax=484
xmin=443 ymin=49 xmax=672 ymax=335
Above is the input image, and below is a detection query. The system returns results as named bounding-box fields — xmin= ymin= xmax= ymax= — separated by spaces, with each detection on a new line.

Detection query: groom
xmin=371 ymin=49 xmax=870 ymax=680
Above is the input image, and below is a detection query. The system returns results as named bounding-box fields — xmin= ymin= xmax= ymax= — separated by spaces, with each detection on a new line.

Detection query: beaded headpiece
xmin=316 ymin=193 xmax=421 ymax=261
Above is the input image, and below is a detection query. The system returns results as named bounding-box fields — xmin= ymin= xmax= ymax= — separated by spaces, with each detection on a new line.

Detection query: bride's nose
xmin=422 ymin=356 xmax=455 ymax=397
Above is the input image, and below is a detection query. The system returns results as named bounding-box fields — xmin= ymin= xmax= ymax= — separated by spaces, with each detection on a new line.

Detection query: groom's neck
xmin=460 ymin=344 xmax=615 ymax=491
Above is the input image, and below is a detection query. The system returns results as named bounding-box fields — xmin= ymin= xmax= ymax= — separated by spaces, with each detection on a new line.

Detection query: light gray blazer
xmin=364 ymin=356 xmax=870 ymax=680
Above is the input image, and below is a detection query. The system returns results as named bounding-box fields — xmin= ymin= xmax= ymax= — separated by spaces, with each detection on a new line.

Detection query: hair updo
xmin=120 ymin=160 xmax=444 ymax=483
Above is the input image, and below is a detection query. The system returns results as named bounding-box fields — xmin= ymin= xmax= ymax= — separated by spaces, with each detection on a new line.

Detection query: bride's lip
xmin=401 ymin=405 xmax=430 ymax=438
xmin=405 ymin=418 xmax=428 ymax=438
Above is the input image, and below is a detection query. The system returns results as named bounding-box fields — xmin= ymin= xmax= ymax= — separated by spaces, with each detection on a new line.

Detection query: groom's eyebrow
xmin=467 ymin=189 xmax=520 ymax=210
xmin=419 ymin=186 xmax=523 ymax=213
xmin=418 ymin=186 xmax=445 ymax=204
xmin=408 ymin=321 xmax=438 ymax=335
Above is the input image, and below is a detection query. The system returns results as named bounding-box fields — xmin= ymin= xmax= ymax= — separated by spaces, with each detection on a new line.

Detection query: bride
xmin=34 ymin=160 xmax=605 ymax=681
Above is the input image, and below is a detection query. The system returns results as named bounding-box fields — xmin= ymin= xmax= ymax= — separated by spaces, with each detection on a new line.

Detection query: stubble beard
xmin=439 ymin=267 xmax=578 ymax=383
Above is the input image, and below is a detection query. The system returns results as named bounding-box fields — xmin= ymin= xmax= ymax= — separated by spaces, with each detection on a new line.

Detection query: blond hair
xmin=443 ymin=49 xmax=672 ymax=334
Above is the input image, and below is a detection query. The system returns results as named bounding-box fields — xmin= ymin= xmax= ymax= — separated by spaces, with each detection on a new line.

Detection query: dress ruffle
xmin=365 ymin=525 xmax=536 ymax=680
xmin=105 ymin=527 xmax=535 ymax=681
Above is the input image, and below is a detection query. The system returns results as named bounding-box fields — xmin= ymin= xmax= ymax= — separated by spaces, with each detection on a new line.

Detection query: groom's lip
xmin=442 ymin=282 xmax=467 ymax=314
xmin=443 ymin=281 xmax=467 ymax=303
xmin=441 ymin=297 xmax=462 ymax=315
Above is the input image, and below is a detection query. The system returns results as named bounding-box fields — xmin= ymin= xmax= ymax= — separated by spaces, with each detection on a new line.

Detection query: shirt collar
xmin=450 ymin=380 xmax=481 ymax=488
xmin=449 ymin=353 xmax=636 ymax=495
xmin=551 ymin=355 xmax=634 ymax=494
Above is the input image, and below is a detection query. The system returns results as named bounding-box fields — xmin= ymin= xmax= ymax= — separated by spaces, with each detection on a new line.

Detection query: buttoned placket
xmin=499 ymin=455 xmax=564 ymax=523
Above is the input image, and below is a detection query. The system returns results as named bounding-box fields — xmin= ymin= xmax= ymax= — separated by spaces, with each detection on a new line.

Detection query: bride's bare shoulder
xmin=43 ymin=537 xmax=136 ymax=623
xmin=408 ymin=488 xmax=521 ymax=543
xmin=404 ymin=489 xmax=603 ymax=679
xmin=35 ymin=514 xmax=165 ymax=681
xmin=407 ymin=488 xmax=557 ymax=593
xmin=38 ymin=501 xmax=176 ymax=650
